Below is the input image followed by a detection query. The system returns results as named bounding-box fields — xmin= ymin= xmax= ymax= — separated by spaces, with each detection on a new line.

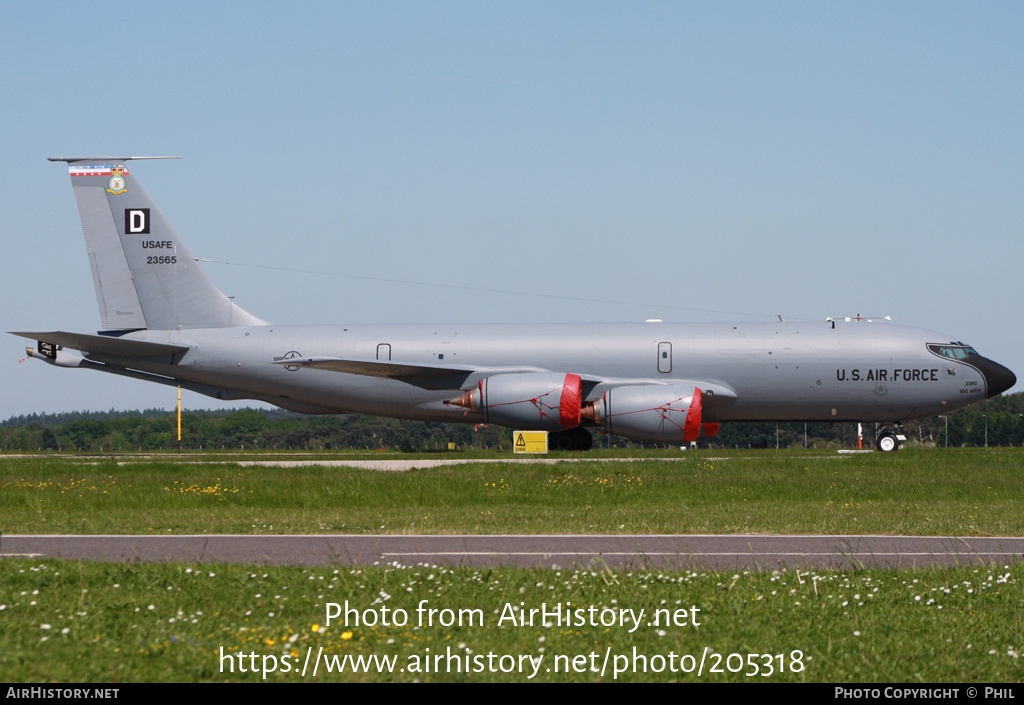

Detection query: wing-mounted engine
xmin=447 ymin=372 xmax=583 ymax=431
xmin=582 ymin=382 xmax=733 ymax=443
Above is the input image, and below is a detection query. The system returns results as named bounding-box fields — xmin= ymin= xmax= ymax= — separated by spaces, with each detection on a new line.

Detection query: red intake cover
xmin=682 ymin=388 xmax=703 ymax=443
xmin=559 ymin=374 xmax=582 ymax=429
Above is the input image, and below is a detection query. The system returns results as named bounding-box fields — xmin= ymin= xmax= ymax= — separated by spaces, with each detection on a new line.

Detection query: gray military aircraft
xmin=11 ymin=157 xmax=1016 ymax=451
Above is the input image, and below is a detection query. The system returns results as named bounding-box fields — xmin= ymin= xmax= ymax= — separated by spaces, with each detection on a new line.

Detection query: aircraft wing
xmin=273 ymin=356 xmax=739 ymax=408
xmin=273 ymin=356 xmax=557 ymax=390
xmin=9 ymin=331 xmax=189 ymax=358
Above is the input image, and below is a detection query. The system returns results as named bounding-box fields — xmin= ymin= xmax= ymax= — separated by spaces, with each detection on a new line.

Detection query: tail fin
xmin=49 ymin=156 xmax=266 ymax=331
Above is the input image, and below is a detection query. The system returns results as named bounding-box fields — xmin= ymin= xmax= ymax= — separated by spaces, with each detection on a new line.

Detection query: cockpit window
xmin=929 ymin=344 xmax=979 ymax=360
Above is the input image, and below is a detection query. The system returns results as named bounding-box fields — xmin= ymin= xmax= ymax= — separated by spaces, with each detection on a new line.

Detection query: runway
xmin=3 ymin=534 xmax=1023 ymax=570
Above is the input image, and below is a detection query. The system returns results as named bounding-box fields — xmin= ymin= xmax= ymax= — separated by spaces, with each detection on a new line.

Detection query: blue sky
xmin=2 ymin=1 xmax=1021 ymax=419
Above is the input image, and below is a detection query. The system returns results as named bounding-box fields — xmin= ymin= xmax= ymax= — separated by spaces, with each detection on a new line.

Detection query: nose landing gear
xmin=875 ymin=424 xmax=906 ymax=452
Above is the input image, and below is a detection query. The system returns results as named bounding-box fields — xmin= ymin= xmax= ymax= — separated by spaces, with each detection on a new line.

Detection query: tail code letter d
xmin=125 ymin=208 xmax=150 ymax=234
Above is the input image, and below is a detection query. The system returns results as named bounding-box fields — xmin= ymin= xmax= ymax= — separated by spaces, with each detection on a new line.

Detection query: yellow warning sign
xmin=513 ymin=431 xmax=548 ymax=454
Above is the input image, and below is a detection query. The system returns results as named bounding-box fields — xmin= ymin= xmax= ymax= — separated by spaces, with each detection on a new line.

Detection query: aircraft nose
xmin=977 ymin=357 xmax=1016 ymax=397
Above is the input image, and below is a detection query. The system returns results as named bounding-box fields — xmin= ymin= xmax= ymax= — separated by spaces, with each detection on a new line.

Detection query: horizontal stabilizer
xmin=9 ymin=331 xmax=189 ymax=358
xmin=48 ymin=156 xmax=182 ymax=163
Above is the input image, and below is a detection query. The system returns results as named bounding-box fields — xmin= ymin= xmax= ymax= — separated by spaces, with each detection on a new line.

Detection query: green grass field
xmin=2 ymin=558 xmax=1022 ymax=682
xmin=1 ymin=449 xmax=1022 ymax=683
xmin=1 ymin=448 xmax=1021 ymax=535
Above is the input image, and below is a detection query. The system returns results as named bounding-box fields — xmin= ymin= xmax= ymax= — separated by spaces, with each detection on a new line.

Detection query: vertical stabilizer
xmin=50 ymin=156 xmax=266 ymax=330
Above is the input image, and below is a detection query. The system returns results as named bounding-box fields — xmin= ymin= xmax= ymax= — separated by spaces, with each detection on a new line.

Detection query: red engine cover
xmin=559 ymin=373 xmax=582 ymax=429
xmin=682 ymin=388 xmax=703 ymax=443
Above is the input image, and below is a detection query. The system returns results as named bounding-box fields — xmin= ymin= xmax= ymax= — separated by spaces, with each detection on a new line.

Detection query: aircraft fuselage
xmin=84 ymin=320 xmax=1002 ymax=425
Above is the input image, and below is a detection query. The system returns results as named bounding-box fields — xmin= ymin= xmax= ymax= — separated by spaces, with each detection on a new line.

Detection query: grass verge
xmin=1 ymin=558 xmax=1021 ymax=682
xmin=0 ymin=448 xmax=1022 ymax=535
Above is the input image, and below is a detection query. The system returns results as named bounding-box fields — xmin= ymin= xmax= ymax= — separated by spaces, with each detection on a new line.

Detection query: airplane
xmin=10 ymin=156 xmax=1016 ymax=452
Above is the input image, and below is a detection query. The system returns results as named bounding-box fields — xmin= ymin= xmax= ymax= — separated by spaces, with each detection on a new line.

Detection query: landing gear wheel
xmin=550 ymin=427 xmax=593 ymax=451
xmin=552 ymin=431 xmax=574 ymax=451
xmin=571 ymin=426 xmax=593 ymax=451
xmin=876 ymin=432 xmax=900 ymax=453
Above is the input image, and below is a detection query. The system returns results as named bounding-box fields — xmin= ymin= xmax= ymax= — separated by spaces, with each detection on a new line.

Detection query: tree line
xmin=1 ymin=392 xmax=1022 ymax=452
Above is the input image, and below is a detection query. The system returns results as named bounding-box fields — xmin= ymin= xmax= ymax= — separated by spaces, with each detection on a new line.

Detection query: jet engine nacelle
xmin=583 ymin=384 xmax=703 ymax=443
xmin=448 ymin=372 xmax=582 ymax=431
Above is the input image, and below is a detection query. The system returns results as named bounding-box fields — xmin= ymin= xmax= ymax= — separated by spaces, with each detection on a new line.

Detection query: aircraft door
xmin=377 ymin=343 xmax=391 ymax=361
xmin=658 ymin=342 xmax=672 ymax=373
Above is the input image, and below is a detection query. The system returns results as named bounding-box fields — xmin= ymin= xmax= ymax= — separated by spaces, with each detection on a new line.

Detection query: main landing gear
xmin=549 ymin=427 xmax=594 ymax=451
xmin=875 ymin=424 xmax=906 ymax=452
